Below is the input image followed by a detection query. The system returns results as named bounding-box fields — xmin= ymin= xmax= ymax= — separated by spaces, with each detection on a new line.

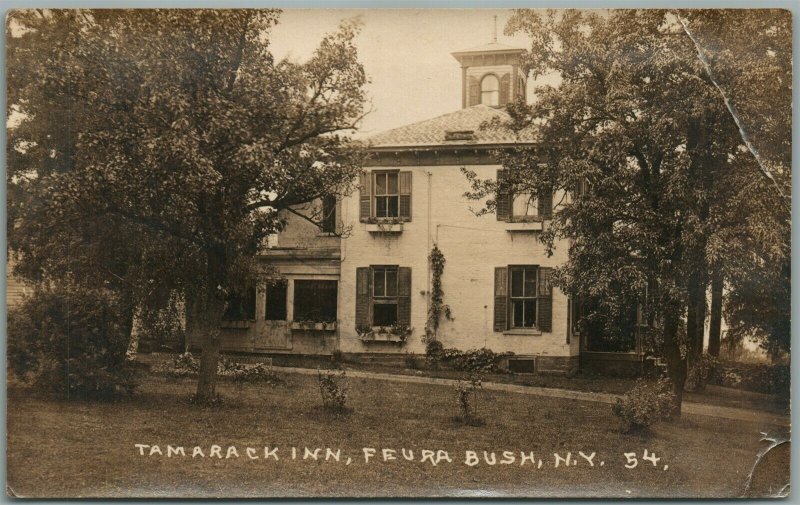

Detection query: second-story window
xmin=511 ymin=193 xmax=539 ymax=220
xmin=321 ymin=195 xmax=336 ymax=233
xmin=359 ymin=170 xmax=412 ymax=222
xmin=374 ymin=172 xmax=399 ymax=218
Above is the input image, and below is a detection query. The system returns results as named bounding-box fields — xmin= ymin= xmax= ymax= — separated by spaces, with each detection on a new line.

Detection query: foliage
xmin=7 ymin=285 xmax=138 ymax=399
xmin=709 ymin=361 xmax=790 ymax=397
xmin=424 ymin=244 xmax=452 ymax=343
xmin=684 ymin=353 xmax=718 ymax=392
xmin=404 ymin=353 xmax=419 ymax=370
xmin=155 ymin=353 xmax=282 ymax=385
xmin=318 ymin=368 xmax=349 ymax=412
xmin=425 ymin=339 xmax=444 ymax=358
xmin=7 ymin=9 xmax=369 ymax=400
xmin=136 ymin=291 xmax=186 ymax=351
xmin=463 ymin=10 xmax=791 ymax=412
xmin=612 ymin=377 xmax=676 ymax=432
xmin=427 ymin=345 xmax=511 ymax=374
xmin=454 ymin=373 xmax=484 ymax=426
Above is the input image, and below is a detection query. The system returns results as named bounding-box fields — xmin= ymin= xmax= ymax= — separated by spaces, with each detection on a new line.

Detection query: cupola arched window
xmin=480 ymin=74 xmax=499 ymax=106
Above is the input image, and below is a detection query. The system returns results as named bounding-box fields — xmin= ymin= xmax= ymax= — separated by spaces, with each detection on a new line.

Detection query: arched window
xmin=480 ymin=74 xmax=499 ymax=106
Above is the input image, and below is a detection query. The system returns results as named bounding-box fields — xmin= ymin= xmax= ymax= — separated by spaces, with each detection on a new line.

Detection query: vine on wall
xmin=424 ymin=244 xmax=452 ymax=343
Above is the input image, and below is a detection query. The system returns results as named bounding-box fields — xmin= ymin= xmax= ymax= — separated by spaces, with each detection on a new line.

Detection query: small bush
xmin=709 ymin=360 xmax=790 ymax=396
xmin=685 ymin=353 xmax=718 ymax=392
xmin=318 ymin=368 xmax=349 ymax=412
xmin=404 ymin=352 xmax=419 ymax=369
xmin=7 ymin=286 xmax=138 ymax=399
xmin=428 ymin=346 xmax=511 ymax=374
xmin=612 ymin=377 xmax=676 ymax=432
xmin=455 ymin=373 xmax=484 ymax=426
xmin=155 ymin=353 xmax=282 ymax=385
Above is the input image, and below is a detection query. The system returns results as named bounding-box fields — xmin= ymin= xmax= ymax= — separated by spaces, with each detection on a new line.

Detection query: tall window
xmin=511 ymin=193 xmax=539 ymax=219
xmin=374 ymin=172 xmax=399 ymax=218
xmin=265 ymin=281 xmax=287 ymax=321
xmin=223 ymin=286 xmax=256 ymax=321
xmin=372 ymin=266 xmax=398 ymax=326
xmin=510 ymin=266 xmax=538 ymax=328
xmin=321 ymin=195 xmax=336 ymax=233
xmin=293 ymin=280 xmax=338 ymax=322
xmin=481 ymin=74 xmax=500 ymax=106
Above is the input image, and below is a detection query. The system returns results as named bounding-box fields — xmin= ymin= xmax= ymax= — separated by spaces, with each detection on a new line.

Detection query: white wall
xmin=339 ymin=163 xmax=580 ymax=359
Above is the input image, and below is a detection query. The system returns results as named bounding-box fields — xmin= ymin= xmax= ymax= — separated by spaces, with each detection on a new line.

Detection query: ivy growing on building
xmin=424 ymin=244 xmax=452 ymax=343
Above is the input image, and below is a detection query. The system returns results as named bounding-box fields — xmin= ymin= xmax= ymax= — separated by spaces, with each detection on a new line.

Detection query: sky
xmin=268 ymin=9 xmax=537 ymax=138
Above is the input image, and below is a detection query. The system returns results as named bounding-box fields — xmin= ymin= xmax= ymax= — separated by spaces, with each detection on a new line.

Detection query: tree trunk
xmin=686 ymin=268 xmax=707 ymax=361
xmin=708 ymin=271 xmax=723 ymax=357
xmin=195 ymin=282 xmax=226 ymax=402
xmin=662 ymin=309 xmax=686 ymax=416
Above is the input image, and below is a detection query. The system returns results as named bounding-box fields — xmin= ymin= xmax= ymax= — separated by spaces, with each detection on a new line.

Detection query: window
xmin=293 ymin=280 xmax=337 ymax=322
xmin=265 ymin=281 xmax=287 ymax=320
xmin=481 ymin=74 xmax=500 ymax=106
xmin=374 ymin=172 xmax=399 ymax=218
xmin=372 ymin=266 xmax=398 ymax=326
xmin=494 ymin=265 xmax=553 ymax=333
xmin=223 ymin=286 xmax=256 ymax=321
xmin=510 ymin=266 xmax=538 ymax=328
xmin=359 ymin=171 xmax=412 ymax=222
xmin=512 ymin=193 xmax=539 ymax=219
xmin=321 ymin=195 xmax=336 ymax=233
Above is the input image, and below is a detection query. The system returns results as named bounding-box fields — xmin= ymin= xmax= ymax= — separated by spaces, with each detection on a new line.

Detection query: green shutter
xmin=496 ymin=169 xmax=511 ymax=221
xmin=399 ymin=171 xmax=412 ymax=221
xmin=397 ymin=267 xmax=411 ymax=327
xmin=356 ymin=267 xmax=372 ymax=328
xmin=499 ymin=73 xmax=511 ymax=106
xmin=537 ymin=267 xmax=553 ymax=332
xmin=494 ymin=267 xmax=508 ymax=332
xmin=538 ymin=190 xmax=553 ymax=220
xmin=359 ymin=172 xmax=371 ymax=222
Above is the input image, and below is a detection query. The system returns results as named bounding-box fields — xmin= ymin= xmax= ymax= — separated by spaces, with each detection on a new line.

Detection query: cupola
xmin=451 ymin=25 xmax=527 ymax=109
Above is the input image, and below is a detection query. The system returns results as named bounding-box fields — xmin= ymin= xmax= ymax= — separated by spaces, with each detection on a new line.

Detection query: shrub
xmin=455 ymin=373 xmax=484 ymax=426
xmin=612 ymin=377 xmax=676 ymax=432
xmin=428 ymin=346 xmax=511 ymax=374
xmin=136 ymin=293 xmax=185 ymax=352
xmin=685 ymin=353 xmax=719 ymax=392
xmin=709 ymin=360 xmax=791 ymax=396
xmin=318 ymin=368 xmax=349 ymax=412
xmin=7 ymin=286 xmax=138 ymax=399
xmin=404 ymin=352 xmax=419 ymax=369
xmin=155 ymin=353 xmax=282 ymax=385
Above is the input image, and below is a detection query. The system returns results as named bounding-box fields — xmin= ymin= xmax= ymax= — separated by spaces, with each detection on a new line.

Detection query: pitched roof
xmin=451 ymin=41 xmax=526 ymax=55
xmin=365 ymin=104 xmax=538 ymax=149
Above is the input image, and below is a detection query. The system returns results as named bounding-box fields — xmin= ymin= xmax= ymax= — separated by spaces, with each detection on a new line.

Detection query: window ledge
xmin=290 ymin=321 xmax=337 ymax=331
xmin=505 ymin=221 xmax=543 ymax=232
xmin=503 ymin=328 xmax=543 ymax=336
xmin=366 ymin=223 xmax=404 ymax=233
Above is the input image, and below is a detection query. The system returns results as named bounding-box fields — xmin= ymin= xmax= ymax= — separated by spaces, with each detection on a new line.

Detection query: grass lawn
xmin=7 ymin=372 xmax=788 ymax=498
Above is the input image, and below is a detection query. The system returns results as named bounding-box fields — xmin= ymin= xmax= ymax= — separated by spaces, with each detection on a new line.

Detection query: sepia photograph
xmin=5 ymin=7 xmax=792 ymax=498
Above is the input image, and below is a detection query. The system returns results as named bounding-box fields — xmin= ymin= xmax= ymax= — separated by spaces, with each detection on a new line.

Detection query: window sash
xmin=373 ymin=266 xmax=398 ymax=298
xmin=508 ymin=266 xmax=538 ymax=329
xmin=374 ymin=172 xmax=400 ymax=218
xmin=512 ymin=193 xmax=539 ymax=218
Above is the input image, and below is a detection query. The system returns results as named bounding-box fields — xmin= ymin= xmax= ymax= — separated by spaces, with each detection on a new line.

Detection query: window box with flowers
xmin=357 ymin=324 xmax=412 ymax=344
xmin=290 ymin=320 xmax=337 ymax=331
